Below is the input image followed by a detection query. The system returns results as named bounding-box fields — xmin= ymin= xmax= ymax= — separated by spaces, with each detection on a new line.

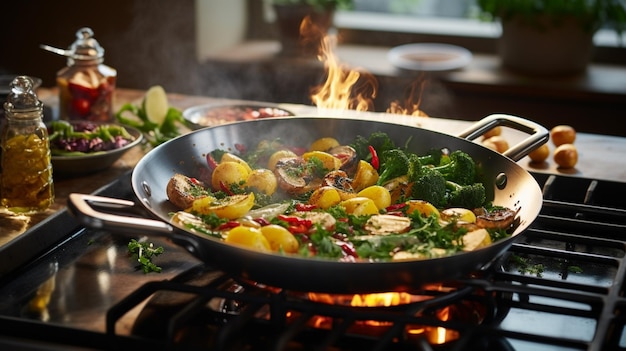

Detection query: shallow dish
xmin=387 ymin=43 xmax=472 ymax=71
xmin=183 ymin=102 xmax=294 ymax=129
xmin=49 ymin=121 xmax=143 ymax=177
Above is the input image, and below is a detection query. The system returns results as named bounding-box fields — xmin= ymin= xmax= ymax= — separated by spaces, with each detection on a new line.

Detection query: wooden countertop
xmin=2 ymin=87 xmax=626 ymax=245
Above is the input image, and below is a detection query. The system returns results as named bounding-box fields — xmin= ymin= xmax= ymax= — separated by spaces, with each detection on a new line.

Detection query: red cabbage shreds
xmin=110 ymin=135 xmax=131 ymax=149
xmin=73 ymin=121 xmax=101 ymax=132
xmin=49 ymin=122 xmax=136 ymax=155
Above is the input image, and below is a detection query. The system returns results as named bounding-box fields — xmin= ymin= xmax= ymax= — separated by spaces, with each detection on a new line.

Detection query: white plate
xmin=388 ymin=43 xmax=472 ymax=71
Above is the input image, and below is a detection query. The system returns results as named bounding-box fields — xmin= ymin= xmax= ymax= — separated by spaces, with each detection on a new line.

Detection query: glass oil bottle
xmin=0 ymin=76 xmax=54 ymax=213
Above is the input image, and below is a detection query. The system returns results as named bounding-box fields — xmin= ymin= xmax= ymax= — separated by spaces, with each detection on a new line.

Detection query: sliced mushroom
xmin=364 ymin=214 xmax=411 ymax=235
xmin=323 ymin=170 xmax=354 ymax=191
xmin=475 ymin=207 xmax=519 ymax=230
xmin=322 ymin=170 xmax=357 ymax=200
xmin=292 ymin=211 xmax=336 ymax=231
xmin=166 ymin=173 xmax=210 ymax=210
xmin=274 ymin=156 xmax=320 ymax=195
xmin=328 ymin=145 xmax=359 ymax=176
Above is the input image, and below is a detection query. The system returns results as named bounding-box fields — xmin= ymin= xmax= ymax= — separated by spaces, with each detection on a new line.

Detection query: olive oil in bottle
xmin=0 ymin=76 xmax=54 ymax=213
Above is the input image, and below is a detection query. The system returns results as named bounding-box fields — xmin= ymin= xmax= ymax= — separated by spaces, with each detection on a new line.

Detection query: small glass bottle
xmin=0 ymin=76 xmax=54 ymax=213
xmin=42 ymin=27 xmax=116 ymax=122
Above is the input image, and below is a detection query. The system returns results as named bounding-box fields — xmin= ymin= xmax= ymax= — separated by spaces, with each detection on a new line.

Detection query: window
xmin=334 ymin=0 xmax=625 ymax=63
xmin=352 ymin=0 xmax=477 ymax=18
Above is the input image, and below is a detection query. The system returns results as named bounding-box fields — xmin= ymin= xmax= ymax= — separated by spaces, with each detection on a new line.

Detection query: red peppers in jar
xmin=42 ymin=27 xmax=117 ymax=122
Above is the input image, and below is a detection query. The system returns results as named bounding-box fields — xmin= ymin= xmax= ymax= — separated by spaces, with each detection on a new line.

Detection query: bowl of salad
xmin=47 ymin=120 xmax=143 ymax=176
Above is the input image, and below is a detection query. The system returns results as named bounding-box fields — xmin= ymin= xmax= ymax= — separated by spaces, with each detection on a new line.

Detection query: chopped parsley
xmin=128 ymin=239 xmax=164 ymax=273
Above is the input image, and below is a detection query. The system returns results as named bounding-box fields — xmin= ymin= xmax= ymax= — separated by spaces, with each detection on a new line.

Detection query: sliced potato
xmin=405 ymin=200 xmax=440 ymax=218
xmin=340 ymin=197 xmax=379 ymax=216
xmin=357 ymin=185 xmax=391 ymax=210
xmin=308 ymin=186 xmax=342 ymax=209
xmin=220 ymin=152 xmax=252 ymax=173
xmin=260 ymin=224 xmax=299 ymax=253
xmin=352 ymin=160 xmax=379 ymax=192
xmin=309 ymin=137 xmax=340 ymax=152
xmin=225 ymin=226 xmax=271 ymax=252
xmin=190 ymin=193 xmax=255 ymax=219
xmin=303 ymin=150 xmax=342 ymax=171
xmin=441 ymin=208 xmax=476 ymax=224
xmin=245 ymin=168 xmax=277 ymax=195
xmin=461 ymin=229 xmax=492 ymax=251
xmin=211 ymin=161 xmax=250 ymax=190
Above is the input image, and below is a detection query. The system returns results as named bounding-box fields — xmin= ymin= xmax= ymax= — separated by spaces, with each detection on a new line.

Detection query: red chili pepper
xmin=277 ymin=214 xmax=312 ymax=227
xmin=386 ymin=203 xmax=406 ymax=212
xmin=288 ymin=224 xmax=310 ymax=234
xmin=254 ymin=217 xmax=271 ymax=226
xmin=219 ymin=181 xmax=235 ymax=195
xmin=218 ymin=221 xmax=240 ymax=230
xmin=339 ymin=242 xmax=358 ymax=258
xmin=189 ymin=177 xmax=201 ymax=185
xmin=295 ymin=203 xmax=317 ymax=211
xmin=206 ymin=153 xmax=219 ymax=171
xmin=368 ymin=145 xmax=379 ymax=170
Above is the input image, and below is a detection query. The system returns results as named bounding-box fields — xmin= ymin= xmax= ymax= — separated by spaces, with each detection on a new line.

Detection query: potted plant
xmin=271 ymin=0 xmax=353 ymax=56
xmin=477 ymin=0 xmax=626 ymax=75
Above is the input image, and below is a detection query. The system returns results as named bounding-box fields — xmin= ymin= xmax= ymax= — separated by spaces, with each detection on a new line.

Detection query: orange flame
xmin=387 ymin=77 xmax=430 ymax=117
xmin=310 ymin=33 xmax=377 ymax=111
xmin=305 ymin=23 xmax=429 ymax=116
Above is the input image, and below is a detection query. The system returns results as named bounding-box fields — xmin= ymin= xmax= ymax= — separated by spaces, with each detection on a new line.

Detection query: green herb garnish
xmin=128 ymin=239 xmax=164 ymax=273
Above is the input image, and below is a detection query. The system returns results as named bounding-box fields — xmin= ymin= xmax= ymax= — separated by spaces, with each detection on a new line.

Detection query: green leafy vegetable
xmin=128 ymin=239 xmax=164 ymax=273
xmin=115 ymin=87 xmax=187 ymax=146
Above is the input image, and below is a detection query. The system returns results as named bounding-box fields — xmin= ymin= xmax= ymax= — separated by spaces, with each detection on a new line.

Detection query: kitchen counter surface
xmin=2 ymin=87 xmax=626 ymax=245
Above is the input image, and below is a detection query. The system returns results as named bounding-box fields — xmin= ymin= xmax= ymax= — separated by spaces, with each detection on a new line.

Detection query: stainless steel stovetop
xmin=0 ymin=170 xmax=625 ymax=351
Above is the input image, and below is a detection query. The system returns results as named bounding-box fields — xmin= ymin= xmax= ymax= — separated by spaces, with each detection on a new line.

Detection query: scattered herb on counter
xmin=115 ymin=85 xmax=187 ymax=146
xmin=568 ymin=265 xmax=584 ymax=273
xmin=128 ymin=239 xmax=164 ymax=274
xmin=510 ymin=254 xmax=544 ymax=277
xmin=48 ymin=120 xmax=136 ymax=155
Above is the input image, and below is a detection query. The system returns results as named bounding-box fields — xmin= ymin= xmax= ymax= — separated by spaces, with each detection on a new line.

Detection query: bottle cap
xmin=40 ymin=27 xmax=105 ymax=62
xmin=3 ymin=76 xmax=43 ymax=114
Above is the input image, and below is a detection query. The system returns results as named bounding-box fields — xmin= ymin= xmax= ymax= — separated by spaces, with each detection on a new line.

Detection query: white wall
xmin=195 ymin=0 xmax=247 ymax=61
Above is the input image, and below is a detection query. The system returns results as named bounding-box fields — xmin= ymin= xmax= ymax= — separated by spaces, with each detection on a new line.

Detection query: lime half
xmin=142 ymin=85 xmax=169 ymax=125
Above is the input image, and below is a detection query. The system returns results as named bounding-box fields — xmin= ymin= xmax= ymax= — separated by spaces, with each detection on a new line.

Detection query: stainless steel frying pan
xmin=68 ymin=114 xmax=548 ymax=293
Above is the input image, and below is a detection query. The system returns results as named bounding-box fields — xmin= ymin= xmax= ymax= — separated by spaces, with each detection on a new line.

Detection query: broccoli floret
xmin=432 ymin=150 xmax=476 ymax=185
xmin=410 ymin=166 xmax=447 ymax=208
xmin=351 ymin=132 xmax=396 ymax=160
xmin=376 ymin=149 xmax=410 ymax=185
xmin=445 ymin=181 xmax=486 ymax=209
xmin=406 ymin=153 xmax=423 ymax=181
xmin=416 ymin=148 xmax=444 ymax=166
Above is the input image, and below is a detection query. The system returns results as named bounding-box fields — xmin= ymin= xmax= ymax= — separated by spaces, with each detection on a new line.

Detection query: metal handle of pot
xmin=68 ymin=193 xmax=175 ymax=235
xmin=457 ymin=114 xmax=549 ymax=162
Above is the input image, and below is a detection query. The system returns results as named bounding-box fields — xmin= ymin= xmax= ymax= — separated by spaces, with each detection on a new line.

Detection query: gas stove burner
xmin=124 ymin=265 xmax=497 ymax=350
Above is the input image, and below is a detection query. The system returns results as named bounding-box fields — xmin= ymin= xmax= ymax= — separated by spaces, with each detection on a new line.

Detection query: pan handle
xmin=68 ymin=193 xmax=175 ymax=235
xmin=457 ymin=114 xmax=549 ymax=162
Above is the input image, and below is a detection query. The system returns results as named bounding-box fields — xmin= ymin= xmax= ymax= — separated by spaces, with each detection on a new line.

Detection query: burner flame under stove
xmin=302 ymin=284 xmax=486 ymax=345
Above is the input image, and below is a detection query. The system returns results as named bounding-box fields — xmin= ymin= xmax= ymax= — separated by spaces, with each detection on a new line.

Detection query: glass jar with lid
xmin=42 ymin=27 xmax=116 ymax=122
xmin=0 ymin=76 xmax=54 ymax=213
